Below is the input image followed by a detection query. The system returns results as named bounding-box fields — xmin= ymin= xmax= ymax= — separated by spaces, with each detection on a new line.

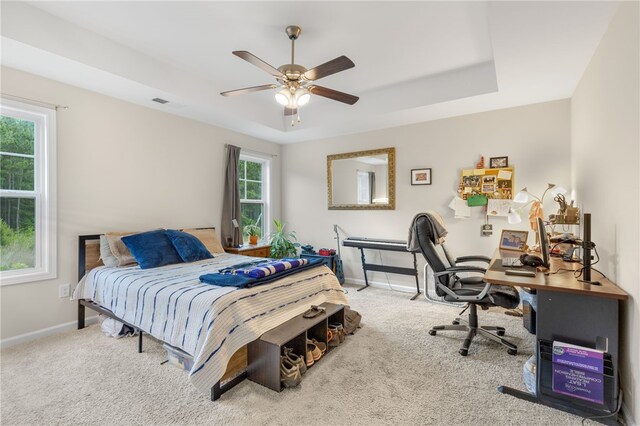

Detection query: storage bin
xmin=519 ymin=288 xmax=537 ymax=310
xmin=163 ymin=344 xmax=194 ymax=371
xmin=523 ymin=355 xmax=537 ymax=394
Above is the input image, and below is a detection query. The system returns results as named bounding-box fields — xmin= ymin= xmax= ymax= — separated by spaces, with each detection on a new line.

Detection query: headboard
xmin=78 ymin=234 xmax=102 ymax=282
xmin=77 ymin=227 xmax=221 ymax=282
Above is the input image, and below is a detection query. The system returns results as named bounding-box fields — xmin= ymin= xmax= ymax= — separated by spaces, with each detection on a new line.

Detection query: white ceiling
xmin=1 ymin=1 xmax=618 ymax=144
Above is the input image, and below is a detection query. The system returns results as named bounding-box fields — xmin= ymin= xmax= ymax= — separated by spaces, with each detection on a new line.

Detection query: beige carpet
xmin=1 ymin=284 xmax=583 ymax=425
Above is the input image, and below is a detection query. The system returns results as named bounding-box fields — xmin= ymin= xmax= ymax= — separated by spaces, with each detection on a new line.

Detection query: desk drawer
xmin=253 ymin=248 xmax=269 ymax=258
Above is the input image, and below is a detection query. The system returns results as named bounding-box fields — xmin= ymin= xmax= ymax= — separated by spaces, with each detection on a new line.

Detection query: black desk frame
xmin=498 ymin=290 xmax=621 ymax=425
xmin=354 ymin=247 xmax=421 ymax=300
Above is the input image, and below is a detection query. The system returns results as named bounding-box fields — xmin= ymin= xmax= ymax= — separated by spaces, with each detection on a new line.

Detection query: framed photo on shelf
xmin=411 ymin=168 xmax=432 ymax=185
xmin=499 ymin=229 xmax=529 ymax=251
xmin=490 ymin=156 xmax=509 ymax=168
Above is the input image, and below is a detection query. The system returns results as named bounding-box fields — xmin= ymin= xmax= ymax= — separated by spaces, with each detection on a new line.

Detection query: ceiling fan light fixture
xmin=223 ymin=25 xmax=358 ymax=120
xmin=275 ymin=89 xmax=291 ymax=106
xmin=294 ymin=88 xmax=310 ymax=106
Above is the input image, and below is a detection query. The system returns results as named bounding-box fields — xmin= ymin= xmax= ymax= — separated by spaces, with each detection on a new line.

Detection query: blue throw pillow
xmin=165 ymin=229 xmax=213 ymax=263
xmin=121 ymin=230 xmax=184 ymax=269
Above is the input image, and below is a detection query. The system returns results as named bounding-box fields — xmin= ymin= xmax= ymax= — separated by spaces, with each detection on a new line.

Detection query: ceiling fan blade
xmin=303 ymin=56 xmax=355 ymax=81
xmin=220 ymin=84 xmax=278 ymax=97
xmin=233 ymin=51 xmax=284 ymax=78
xmin=284 ymin=107 xmax=297 ymax=116
xmin=309 ymin=85 xmax=359 ymax=105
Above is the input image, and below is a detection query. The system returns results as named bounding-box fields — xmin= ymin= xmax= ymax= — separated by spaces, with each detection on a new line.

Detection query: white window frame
xmin=239 ymin=153 xmax=271 ymax=239
xmin=0 ymin=99 xmax=57 ymax=286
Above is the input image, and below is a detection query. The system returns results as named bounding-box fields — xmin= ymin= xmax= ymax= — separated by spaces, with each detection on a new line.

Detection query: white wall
xmin=281 ymin=100 xmax=571 ymax=287
xmin=0 ymin=66 xmax=281 ymax=340
xmin=571 ymin=3 xmax=639 ymax=422
xmin=331 ymin=159 xmax=370 ymax=204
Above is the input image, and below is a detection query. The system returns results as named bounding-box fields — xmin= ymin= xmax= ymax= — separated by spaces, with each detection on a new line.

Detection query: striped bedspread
xmin=73 ymin=253 xmax=348 ymax=395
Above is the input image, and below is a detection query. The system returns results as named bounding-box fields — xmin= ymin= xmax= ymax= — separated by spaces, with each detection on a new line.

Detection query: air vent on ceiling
xmin=152 ymin=97 xmax=169 ymax=104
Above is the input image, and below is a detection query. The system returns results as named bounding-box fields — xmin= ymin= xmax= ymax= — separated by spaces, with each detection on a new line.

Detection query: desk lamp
xmin=509 ymin=183 xmax=567 ymax=226
xmin=509 ymin=184 xmax=567 ymax=247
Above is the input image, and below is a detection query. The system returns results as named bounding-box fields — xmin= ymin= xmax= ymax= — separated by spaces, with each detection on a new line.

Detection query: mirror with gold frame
xmin=327 ymin=147 xmax=395 ymax=210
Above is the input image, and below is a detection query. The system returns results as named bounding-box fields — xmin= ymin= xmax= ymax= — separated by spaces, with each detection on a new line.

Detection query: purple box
xmin=552 ymin=364 xmax=604 ymax=404
xmin=552 ymin=341 xmax=604 ymax=374
xmin=551 ymin=341 xmax=605 ymax=404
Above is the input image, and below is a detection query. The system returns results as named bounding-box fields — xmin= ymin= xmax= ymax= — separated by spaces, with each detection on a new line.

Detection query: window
xmin=357 ymin=171 xmax=373 ymax=204
xmin=239 ymin=154 xmax=270 ymax=242
xmin=0 ymin=99 xmax=56 ymax=285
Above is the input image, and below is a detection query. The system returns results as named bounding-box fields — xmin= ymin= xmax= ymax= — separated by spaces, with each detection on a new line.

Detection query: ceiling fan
xmin=220 ymin=25 xmax=359 ymax=123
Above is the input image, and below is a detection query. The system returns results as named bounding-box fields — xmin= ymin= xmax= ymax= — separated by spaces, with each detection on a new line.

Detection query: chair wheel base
xmin=459 ymin=349 xmax=468 ymax=356
xmin=428 ymin=330 xmax=437 ymax=336
xmin=508 ymin=348 xmax=517 ymax=356
xmin=497 ymin=330 xmax=505 ymax=336
xmin=452 ymin=320 xmax=459 ymax=325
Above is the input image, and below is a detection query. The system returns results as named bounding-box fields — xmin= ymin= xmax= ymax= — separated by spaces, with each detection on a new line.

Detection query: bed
xmin=74 ymin=228 xmax=349 ymax=400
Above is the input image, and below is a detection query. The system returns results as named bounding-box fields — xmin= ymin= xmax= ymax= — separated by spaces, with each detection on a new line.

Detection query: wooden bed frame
xmin=76 ymin=229 xmax=247 ymax=401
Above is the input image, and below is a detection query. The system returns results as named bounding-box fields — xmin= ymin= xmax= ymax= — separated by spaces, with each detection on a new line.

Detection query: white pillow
xmin=99 ymin=235 xmax=120 ymax=267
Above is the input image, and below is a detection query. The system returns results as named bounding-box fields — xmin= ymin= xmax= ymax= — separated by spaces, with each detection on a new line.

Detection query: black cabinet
xmin=300 ymin=253 xmax=337 ymax=273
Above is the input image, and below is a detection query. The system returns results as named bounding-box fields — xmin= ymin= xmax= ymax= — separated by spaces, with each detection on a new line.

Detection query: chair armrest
xmin=434 ymin=266 xmax=487 ymax=277
xmin=455 ymin=255 xmax=491 ymax=264
xmin=435 ymin=280 xmax=492 ymax=302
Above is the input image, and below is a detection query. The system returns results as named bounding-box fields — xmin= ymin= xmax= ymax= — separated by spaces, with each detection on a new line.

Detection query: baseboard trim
xmin=621 ymin=399 xmax=636 ymax=426
xmin=0 ymin=316 xmax=98 ymax=349
xmin=344 ymin=277 xmax=417 ymax=294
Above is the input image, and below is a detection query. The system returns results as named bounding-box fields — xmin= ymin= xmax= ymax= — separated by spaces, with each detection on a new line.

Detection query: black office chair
xmin=414 ymin=214 xmax=519 ymax=356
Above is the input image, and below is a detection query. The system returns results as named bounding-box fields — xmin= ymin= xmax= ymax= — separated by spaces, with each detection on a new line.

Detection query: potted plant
xmin=269 ymin=220 xmax=300 ymax=258
xmin=244 ymin=224 xmax=261 ymax=245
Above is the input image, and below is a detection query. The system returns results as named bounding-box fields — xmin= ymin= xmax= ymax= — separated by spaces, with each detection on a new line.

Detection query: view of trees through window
xmin=0 ymin=116 xmax=37 ymax=271
xmin=239 ymin=158 xmax=265 ymax=242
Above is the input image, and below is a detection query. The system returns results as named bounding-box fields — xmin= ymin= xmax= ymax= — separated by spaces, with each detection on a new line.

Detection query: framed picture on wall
xmin=490 ymin=156 xmax=509 ymax=168
xmin=411 ymin=168 xmax=432 ymax=185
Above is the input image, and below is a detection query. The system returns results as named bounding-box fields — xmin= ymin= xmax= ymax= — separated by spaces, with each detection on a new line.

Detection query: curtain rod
xmin=1 ymin=93 xmax=69 ymax=110
xmin=225 ymin=144 xmax=278 ymax=158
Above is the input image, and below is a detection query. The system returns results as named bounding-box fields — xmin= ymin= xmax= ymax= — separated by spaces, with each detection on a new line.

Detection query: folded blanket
xmin=218 ymin=258 xmax=309 ymax=278
xmin=199 ymin=273 xmax=255 ymax=288
xmin=200 ymin=258 xmax=324 ymax=288
xmin=407 ymin=211 xmax=448 ymax=251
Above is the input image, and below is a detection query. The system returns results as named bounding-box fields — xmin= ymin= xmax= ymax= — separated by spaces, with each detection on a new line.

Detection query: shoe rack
xmin=247 ymin=302 xmax=345 ymax=392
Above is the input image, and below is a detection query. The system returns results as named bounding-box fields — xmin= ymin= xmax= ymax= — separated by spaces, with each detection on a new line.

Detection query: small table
xmin=224 ymin=242 xmax=271 ymax=258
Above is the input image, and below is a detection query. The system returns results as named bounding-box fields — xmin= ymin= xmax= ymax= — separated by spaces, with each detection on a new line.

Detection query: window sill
xmin=0 ymin=268 xmax=57 ymax=286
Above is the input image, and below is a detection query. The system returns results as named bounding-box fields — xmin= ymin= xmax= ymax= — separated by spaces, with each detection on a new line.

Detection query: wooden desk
xmin=484 ymin=250 xmax=628 ymax=300
xmin=485 ymin=250 xmax=628 ymax=424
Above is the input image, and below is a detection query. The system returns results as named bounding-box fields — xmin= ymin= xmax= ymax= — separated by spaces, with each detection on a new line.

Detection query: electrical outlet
xmin=58 ymin=283 xmax=70 ymax=298
xmin=481 ymin=224 xmax=493 ymax=236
